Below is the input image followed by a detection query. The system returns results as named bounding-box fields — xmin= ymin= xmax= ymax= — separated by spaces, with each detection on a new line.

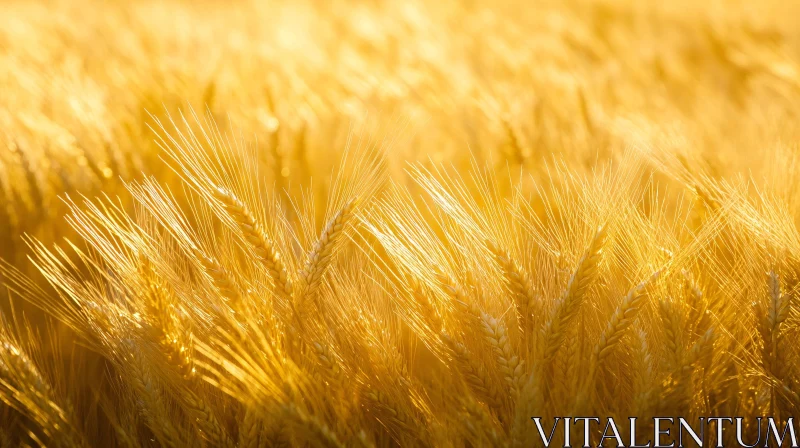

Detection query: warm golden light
xmin=1 ymin=0 xmax=800 ymax=445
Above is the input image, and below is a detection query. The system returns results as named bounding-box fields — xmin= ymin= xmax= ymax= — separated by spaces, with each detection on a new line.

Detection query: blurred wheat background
xmin=2 ymin=0 xmax=800 ymax=446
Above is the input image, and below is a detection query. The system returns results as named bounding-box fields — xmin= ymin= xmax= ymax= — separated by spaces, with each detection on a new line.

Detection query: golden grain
xmin=214 ymin=187 xmax=294 ymax=300
xmin=1 ymin=0 xmax=799 ymax=445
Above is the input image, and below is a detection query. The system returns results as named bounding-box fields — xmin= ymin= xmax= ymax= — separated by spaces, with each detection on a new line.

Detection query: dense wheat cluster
xmin=2 ymin=0 xmax=800 ymax=446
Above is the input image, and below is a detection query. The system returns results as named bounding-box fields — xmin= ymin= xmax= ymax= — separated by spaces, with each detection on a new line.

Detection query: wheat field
xmin=2 ymin=0 xmax=800 ymax=446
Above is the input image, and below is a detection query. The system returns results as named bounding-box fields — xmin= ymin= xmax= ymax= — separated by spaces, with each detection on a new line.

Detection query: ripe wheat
xmin=2 ymin=0 xmax=800 ymax=446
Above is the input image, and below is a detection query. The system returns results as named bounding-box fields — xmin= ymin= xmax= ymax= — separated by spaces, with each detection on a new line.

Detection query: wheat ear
xmin=658 ymin=327 xmax=716 ymax=416
xmin=480 ymin=312 xmax=525 ymax=398
xmin=574 ymin=273 xmax=657 ymax=410
xmin=755 ymin=269 xmax=793 ymax=430
xmin=440 ymin=332 xmax=504 ymax=411
xmin=237 ymin=408 xmax=262 ymax=448
xmin=502 ymin=118 xmax=529 ymax=165
xmin=541 ymin=225 xmax=606 ymax=361
xmin=511 ymin=362 xmax=545 ymax=448
xmin=513 ymin=227 xmax=606 ymax=445
xmin=139 ymin=258 xmax=194 ymax=379
xmin=658 ymin=298 xmax=683 ymax=368
xmin=407 ymin=274 xmax=444 ymax=332
xmin=462 ymin=396 xmax=507 ymax=447
xmin=593 ymin=272 xmax=659 ymax=364
xmin=189 ymin=245 xmax=242 ymax=309
xmin=364 ymin=389 xmax=416 ymax=435
xmin=214 ymin=187 xmax=293 ymax=299
xmin=262 ymin=419 xmax=291 ymax=448
xmin=282 ymin=403 xmax=346 ymax=448
xmin=592 ymin=278 xmax=652 ymax=363
xmin=694 ymin=183 xmax=720 ymax=212
xmin=312 ymin=341 xmax=346 ymax=390
xmin=486 ymin=240 xmax=536 ymax=333
xmin=108 ymin=405 xmax=140 ymax=448
xmin=555 ymin=326 xmax=578 ymax=396
xmin=681 ymin=270 xmax=708 ymax=332
xmin=681 ymin=327 xmax=715 ymax=372
xmin=0 ymin=340 xmax=87 ymax=447
xmin=631 ymin=328 xmax=656 ymax=416
xmin=180 ymin=389 xmax=233 ymax=447
xmin=294 ymin=199 xmax=359 ymax=318
xmin=436 ymin=272 xmax=481 ymax=320
xmin=128 ymin=351 xmax=184 ymax=448
xmin=758 ymin=270 xmax=793 ymax=378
